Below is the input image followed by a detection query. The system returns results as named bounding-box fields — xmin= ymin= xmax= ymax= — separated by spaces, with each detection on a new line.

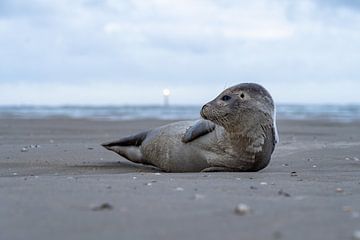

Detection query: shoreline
xmin=1 ymin=103 xmax=359 ymax=122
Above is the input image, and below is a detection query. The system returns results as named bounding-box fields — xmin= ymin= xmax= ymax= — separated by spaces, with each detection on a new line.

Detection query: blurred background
xmin=0 ymin=0 xmax=359 ymax=120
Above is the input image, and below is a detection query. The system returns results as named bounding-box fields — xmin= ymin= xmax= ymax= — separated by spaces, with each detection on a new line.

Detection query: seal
xmin=102 ymin=83 xmax=279 ymax=172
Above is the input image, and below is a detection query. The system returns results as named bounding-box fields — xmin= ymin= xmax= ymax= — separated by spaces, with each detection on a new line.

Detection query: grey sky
xmin=0 ymin=0 xmax=359 ymax=105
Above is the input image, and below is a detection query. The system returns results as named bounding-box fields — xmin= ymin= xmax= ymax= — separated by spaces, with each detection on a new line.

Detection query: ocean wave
xmin=0 ymin=104 xmax=359 ymax=121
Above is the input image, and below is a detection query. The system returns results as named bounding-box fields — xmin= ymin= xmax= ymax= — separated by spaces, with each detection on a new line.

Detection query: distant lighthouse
xmin=162 ymin=88 xmax=171 ymax=107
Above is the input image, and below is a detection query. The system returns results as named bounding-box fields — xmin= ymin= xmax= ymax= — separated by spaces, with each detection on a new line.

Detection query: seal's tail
xmin=101 ymin=131 xmax=148 ymax=163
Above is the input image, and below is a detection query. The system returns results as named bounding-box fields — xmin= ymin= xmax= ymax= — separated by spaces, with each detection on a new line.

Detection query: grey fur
xmin=102 ymin=83 xmax=278 ymax=172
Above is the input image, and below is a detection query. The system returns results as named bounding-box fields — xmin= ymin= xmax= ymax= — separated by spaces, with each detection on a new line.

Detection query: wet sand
xmin=1 ymin=118 xmax=360 ymax=240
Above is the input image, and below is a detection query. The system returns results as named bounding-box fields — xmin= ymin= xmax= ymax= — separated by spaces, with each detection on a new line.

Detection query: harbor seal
xmin=102 ymin=83 xmax=279 ymax=172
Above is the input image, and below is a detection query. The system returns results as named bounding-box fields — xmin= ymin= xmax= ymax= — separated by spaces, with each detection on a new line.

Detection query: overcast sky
xmin=0 ymin=0 xmax=359 ymax=105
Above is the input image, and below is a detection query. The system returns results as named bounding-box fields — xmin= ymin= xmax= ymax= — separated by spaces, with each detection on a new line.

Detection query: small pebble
xmin=132 ymin=176 xmax=137 ymax=180
xmin=91 ymin=203 xmax=113 ymax=211
xmin=282 ymin=163 xmax=289 ymax=167
xmin=353 ymin=230 xmax=360 ymax=240
xmin=250 ymin=186 xmax=257 ymax=190
xmin=175 ymin=187 xmax=184 ymax=191
xmin=336 ymin=188 xmax=344 ymax=193
xmin=278 ymin=189 xmax=291 ymax=197
xmin=312 ymin=165 xmax=317 ymax=168
xmin=234 ymin=203 xmax=251 ymax=216
xmin=235 ymin=177 xmax=241 ymax=180
xmin=145 ymin=182 xmax=152 ymax=186
xmin=87 ymin=147 xmax=94 ymax=150
xmin=260 ymin=182 xmax=268 ymax=185
xmin=30 ymin=144 xmax=41 ymax=148
xmin=354 ymin=157 xmax=359 ymax=161
xmin=154 ymin=173 xmax=161 ymax=176
xmin=290 ymin=171 xmax=298 ymax=177
xmin=12 ymin=173 xmax=18 ymax=176
xmin=21 ymin=147 xmax=29 ymax=152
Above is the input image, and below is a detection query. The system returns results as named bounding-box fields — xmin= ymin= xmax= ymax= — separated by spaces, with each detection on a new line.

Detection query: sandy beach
xmin=1 ymin=118 xmax=360 ymax=240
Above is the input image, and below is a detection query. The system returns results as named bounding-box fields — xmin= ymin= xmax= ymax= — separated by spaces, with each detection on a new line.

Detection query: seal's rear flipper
xmin=182 ymin=120 xmax=216 ymax=143
xmin=101 ymin=131 xmax=148 ymax=163
xmin=102 ymin=131 xmax=148 ymax=147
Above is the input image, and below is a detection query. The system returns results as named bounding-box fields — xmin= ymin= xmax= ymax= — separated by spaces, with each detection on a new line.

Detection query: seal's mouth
xmin=201 ymin=104 xmax=231 ymax=126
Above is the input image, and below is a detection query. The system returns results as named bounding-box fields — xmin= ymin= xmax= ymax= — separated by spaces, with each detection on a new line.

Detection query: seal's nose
xmin=201 ymin=104 xmax=208 ymax=119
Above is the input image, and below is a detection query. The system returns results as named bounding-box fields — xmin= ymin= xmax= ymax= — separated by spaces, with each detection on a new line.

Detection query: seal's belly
xmin=140 ymin=121 xmax=210 ymax=172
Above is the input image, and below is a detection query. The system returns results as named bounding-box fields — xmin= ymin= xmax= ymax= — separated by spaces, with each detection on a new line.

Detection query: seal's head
xmin=201 ymin=83 xmax=275 ymax=132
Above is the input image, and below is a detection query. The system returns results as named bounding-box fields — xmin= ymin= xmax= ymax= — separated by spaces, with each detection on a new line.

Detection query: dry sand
xmin=1 ymin=118 xmax=360 ymax=240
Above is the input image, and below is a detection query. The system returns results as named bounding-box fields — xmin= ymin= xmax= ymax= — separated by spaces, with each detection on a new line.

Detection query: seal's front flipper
xmin=102 ymin=131 xmax=148 ymax=163
xmin=181 ymin=120 xmax=216 ymax=143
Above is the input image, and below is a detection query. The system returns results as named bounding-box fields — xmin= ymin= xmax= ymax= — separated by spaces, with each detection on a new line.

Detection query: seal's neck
xmin=223 ymin=114 xmax=271 ymax=155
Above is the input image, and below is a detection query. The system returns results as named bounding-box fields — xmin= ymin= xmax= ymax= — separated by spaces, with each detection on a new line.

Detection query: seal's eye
xmin=240 ymin=93 xmax=245 ymax=99
xmin=221 ymin=95 xmax=231 ymax=101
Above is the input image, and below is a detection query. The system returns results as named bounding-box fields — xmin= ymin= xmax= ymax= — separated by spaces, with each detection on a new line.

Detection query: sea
xmin=0 ymin=104 xmax=359 ymax=122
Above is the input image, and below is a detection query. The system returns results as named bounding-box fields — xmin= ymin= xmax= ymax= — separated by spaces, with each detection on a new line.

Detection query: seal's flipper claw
xmin=182 ymin=120 xmax=216 ymax=143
